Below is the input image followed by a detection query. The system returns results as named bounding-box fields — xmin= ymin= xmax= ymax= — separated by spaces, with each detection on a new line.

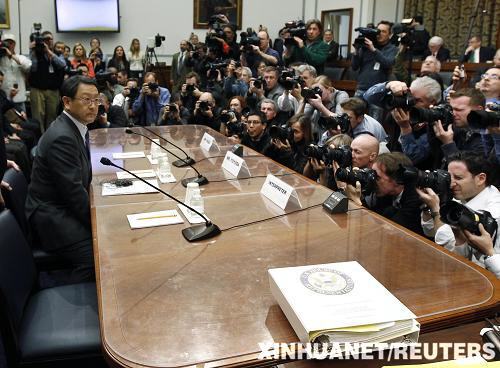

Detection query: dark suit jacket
xmin=462 ymin=46 xmax=496 ymax=63
xmin=325 ymin=41 xmax=340 ymax=65
xmin=26 ymin=113 xmax=92 ymax=251
xmin=422 ymin=47 xmax=450 ymax=62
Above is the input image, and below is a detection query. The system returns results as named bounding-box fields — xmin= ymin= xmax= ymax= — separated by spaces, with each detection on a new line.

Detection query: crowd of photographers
xmin=0 ymin=15 xmax=499 ymax=277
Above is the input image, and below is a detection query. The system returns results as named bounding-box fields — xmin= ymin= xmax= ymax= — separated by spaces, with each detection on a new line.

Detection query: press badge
xmin=373 ymin=62 xmax=380 ymax=71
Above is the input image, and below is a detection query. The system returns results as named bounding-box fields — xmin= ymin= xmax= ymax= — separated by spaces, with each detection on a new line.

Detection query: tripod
xmin=144 ymin=47 xmax=159 ymax=71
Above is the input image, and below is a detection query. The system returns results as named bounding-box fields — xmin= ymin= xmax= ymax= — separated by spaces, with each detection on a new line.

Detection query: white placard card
xmin=116 ymin=169 xmax=156 ymax=179
xmin=260 ymin=174 xmax=302 ymax=210
xmin=221 ymin=151 xmax=250 ymax=178
xmin=127 ymin=209 xmax=184 ymax=229
xmin=112 ymin=151 xmax=145 ymax=159
xmin=200 ymin=132 xmax=220 ymax=152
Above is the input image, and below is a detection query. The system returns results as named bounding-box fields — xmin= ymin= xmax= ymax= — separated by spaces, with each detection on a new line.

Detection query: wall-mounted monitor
xmin=55 ymin=0 xmax=120 ymax=32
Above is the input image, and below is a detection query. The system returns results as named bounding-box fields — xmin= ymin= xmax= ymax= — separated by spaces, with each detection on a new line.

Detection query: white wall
xmin=7 ymin=0 xmax=405 ymax=62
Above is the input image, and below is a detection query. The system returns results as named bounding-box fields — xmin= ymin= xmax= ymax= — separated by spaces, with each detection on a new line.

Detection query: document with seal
xmin=268 ymin=261 xmax=419 ymax=346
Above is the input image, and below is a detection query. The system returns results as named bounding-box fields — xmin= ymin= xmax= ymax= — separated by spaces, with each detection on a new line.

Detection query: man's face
xmin=323 ymin=31 xmax=333 ymax=43
xmin=64 ymin=83 xmax=100 ymax=125
xmin=351 ymin=140 xmax=376 ymax=168
xmin=127 ymin=80 xmax=138 ymax=90
xmin=43 ymin=34 xmax=54 ymax=48
xmin=260 ymin=102 xmax=276 ymax=121
xmin=409 ymin=87 xmax=434 ymax=108
xmin=185 ymin=76 xmax=198 ymax=86
xmin=448 ymin=160 xmax=484 ymax=201
xmin=429 ymin=43 xmax=440 ymax=54
xmin=450 ymin=96 xmax=477 ymax=127
xmin=343 ymin=109 xmax=363 ymax=129
xmin=240 ymin=69 xmax=251 ymax=83
xmin=180 ymin=41 xmax=188 ymax=52
xmin=117 ymin=72 xmax=128 ymax=86
xmin=420 ymin=57 xmax=440 ymax=74
xmin=468 ymin=37 xmax=481 ymax=50
xmin=54 ymin=43 xmax=64 ymax=55
xmin=478 ymin=68 xmax=500 ymax=98
xmin=299 ymin=70 xmax=314 ymax=88
xmin=144 ymin=74 xmax=156 ymax=85
xmin=376 ymin=23 xmax=391 ymax=45
xmin=263 ymin=71 xmax=277 ymax=90
xmin=246 ymin=115 xmax=265 ymax=139
xmin=224 ymin=27 xmax=235 ymax=42
xmin=258 ymin=31 xmax=269 ymax=51
xmin=373 ymin=162 xmax=398 ymax=197
xmin=307 ymin=23 xmax=321 ymax=41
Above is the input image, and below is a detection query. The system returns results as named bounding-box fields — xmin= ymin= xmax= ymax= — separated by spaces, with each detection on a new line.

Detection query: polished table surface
xmin=90 ymin=126 xmax=500 ymax=368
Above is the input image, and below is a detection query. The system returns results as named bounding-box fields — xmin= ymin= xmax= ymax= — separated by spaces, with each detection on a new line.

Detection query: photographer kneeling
xmin=132 ymin=71 xmax=171 ymax=125
xmin=417 ymin=151 xmax=500 ymax=277
xmin=188 ymin=92 xmax=221 ymax=131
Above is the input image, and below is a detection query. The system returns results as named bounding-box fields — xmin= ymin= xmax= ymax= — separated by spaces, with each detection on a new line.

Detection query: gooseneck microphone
xmin=141 ymin=125 xmax=196 ymax=167
xmin=125 ymin=128 xmax=208 ymax=187
xmin=100 ymin=157 xmax=221 ymax=242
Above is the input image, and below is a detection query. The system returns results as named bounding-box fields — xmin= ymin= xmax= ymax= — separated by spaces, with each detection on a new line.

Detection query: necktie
xmin=84 ymin=131 xmax=91 ymax=160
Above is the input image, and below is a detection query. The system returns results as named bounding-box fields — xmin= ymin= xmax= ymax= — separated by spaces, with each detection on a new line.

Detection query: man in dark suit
xmin=87 ymin=93 xmax=129 ymax=130
xmin=422 ymin=36 xmax=450 ymax=63
xmin=170 ymin=40 xmax=192 ymax=93
xmin=26 ymin=75 xmax=98 ymax=283
xmin=461 ymin=36 xmax=495 ymax=63
xmin=324 ymin=29 xmax=339 ymax=66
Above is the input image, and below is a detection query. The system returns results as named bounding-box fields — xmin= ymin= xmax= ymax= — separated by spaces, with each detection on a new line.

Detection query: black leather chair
xmin=324 ymin=67 xmax=345 ymax=81
xmin=0 ymin=209 xmax=103 ymax=367
xmin=1 ymin=168 xmax=67 ymax=271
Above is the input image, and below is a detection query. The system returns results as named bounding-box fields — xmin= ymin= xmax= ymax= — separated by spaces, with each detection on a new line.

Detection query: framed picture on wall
xmin=0 ymin=0 xmax=10 ymax=29
xmin=193 ymin=0 xmax=242 ymax=30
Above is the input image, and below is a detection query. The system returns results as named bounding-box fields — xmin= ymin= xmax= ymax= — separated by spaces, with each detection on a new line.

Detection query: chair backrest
xmin=0 ymin=210 xmax=37 ymax=363
xmin=324 ymin=67 xmax=345 ymax=81
xmin=2 ymin=168 xmax=29 ymax=236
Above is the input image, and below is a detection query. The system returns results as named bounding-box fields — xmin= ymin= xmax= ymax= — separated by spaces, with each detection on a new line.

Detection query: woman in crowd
xmin=128 ymin=38 xmax=144 ymax=81
xmin=107 ymin=45 xmax=130 ymax=73
xmin=71 ymin=43 xmax=95 ymax=77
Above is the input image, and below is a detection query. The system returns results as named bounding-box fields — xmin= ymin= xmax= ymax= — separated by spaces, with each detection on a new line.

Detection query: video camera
xmin=269 ymin=124 xmax=293 ymax=143
xmin=205 ymin=60 xmax=229 ymax=80
xmin=240 ymin=30 xmax=260 ymax=52
xmin=206 ymin=15 xmax=227 ymax=53
xmin=409 ymin=104 xmax=454 ymax=128
xmin=467 ymin=104 xmax=500 ymax=129
xmin=305 ymin=144 xmax=352 ymax=167
xmin=30 ymin=23 xmax=45 ymax=56
xmin=283 ymin=20 xmax=307 ymax=47
xmin=335 ymin=167 xmax=378 ymax=195
xmin=318 ymin=113 xmax=351 ymax=133
xmin=391 ymin=18 xmax=415 ymax=47
xmin=154 ymin=33 xmax=166 ymax=48
xmin=440 ymin=201 xmax=498 ymax=237
xmin=381 ymin=91 xmax=416 ymax=110
xmin=353 ymin=27 xmax=380 ymax=49
xmin=278 ymin=68 xmax=305 ymax=90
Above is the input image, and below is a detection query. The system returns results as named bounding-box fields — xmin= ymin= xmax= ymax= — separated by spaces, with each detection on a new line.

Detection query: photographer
xmin=345 ymin=152 xmax=424 ymax=235
xmin=246 ymin=66 xmax=284 ymax=110
xmin=220 ymin=96 xmax=247 ymax=137
xmin=266 ymin=113 xmax=312 ymax=173
xmin=112 ymin=78 xmax=139 ymax=119
xmin=188 ymin=92 xmax=221 ymax=130
xmin=181 ymin=71 xmax=203 ymax=114
xmin=239 ymin=110 xmax=271 ymax=154
xmin=241 ymin=30 xmax=280 ymax=76
xmin=185 ymin=43 xmax=209 ymax=87
xmin=158 ymin=95 xmax=189 ymax=126
xmin=283 ymin=19 xmax=329 ymax=75
xmin=223 ymin=62 xmax=251 ymax=98
xmin=351 ymin=21 xmax=397 ymax=119
xmin=29 ymin=29 xmax=66 ymax=132
xmin=0 ymin=34 xmax=31 ymax=114
xmin=417 ymin=152 xmax=500 ymax=277
xmin=88 ymin=93 xmax=128 ymax=130
xmin=132 ymin=71 xmax=171 ymax=125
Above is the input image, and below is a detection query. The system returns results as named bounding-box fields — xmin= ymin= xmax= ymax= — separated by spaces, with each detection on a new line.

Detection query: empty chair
xmin=0 ymin=209 xmax=103 ymax=367
xmin=1 ymin=168 xmax=67 ymax=271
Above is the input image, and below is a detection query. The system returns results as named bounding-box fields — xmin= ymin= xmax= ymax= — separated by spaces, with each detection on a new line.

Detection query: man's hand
xmin=386 ymin=81 xmax=408 ymax=96
xmin=294 ymin=37 xmax=304 ymax=48
xmin=309 ymin=157 xmax=326 ymax=173
xmin=391 ymin=108 xmax=412 ymax=134
xmin=415 ymin=187 xmax=440 ymax=213
xmin=6 ymin=160 xmax=20 ymax=172
xmin=2 ymin=47 xmax=12 ymax=57
xmin=345 ymin=180 xmax=363 ymax=206
xmin=364 ymin=38 xmax=376 ymax=52
xmin=142 ymin=83 xmax=151 ymax=96
xmin=272 ymin=138 xmax=291 ymax=151
xmin=307 ymin=94 xmax=324 ymax=109
xmin=0 ymin=180 xmax=12 ymax=191
xmin=433 ymin=120 xmax=454 ymax=145
xmin=98 ymin=112 xmax=107 ymax=126
xmin=9 ymin=87 xmax=19 ymax=99
xmin=464 ymin=223 xmax=495 ymax=257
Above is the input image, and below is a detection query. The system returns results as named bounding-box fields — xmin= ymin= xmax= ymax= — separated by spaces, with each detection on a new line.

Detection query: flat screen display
xmin=55 ymin=0 xmax=120 ymax=32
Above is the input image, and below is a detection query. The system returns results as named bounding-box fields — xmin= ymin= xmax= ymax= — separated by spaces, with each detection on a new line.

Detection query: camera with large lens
xmin=205 ymin=60 xmax=228 ymax=80
xmin=198 ymin=100 xmax=210 ymax=112
xmin=206 ymin=16 xmax=226 ymax=52
xmin=30 ymin=22 xmax=45 ymax=56
xmin=305 ymin=144 xmax=352 ymax=167
xmin=318 ymin=113 xmax=351 ymax=133
xmin=147 ymin=82 xmax=159 ymax=91
xmin=269 ymin=124 xmax=293 ymax=142
xmin=410 ymin=104 xmax=454 ymax=128
xmin=283 ymin=20 xmax=307 ymax=46
xmin=301 ymin=87 xmax=322 ymax=100
xmin=166 ymin=103 xmax=178 ymax=113
xmin=240 ymin=31 xmax=260 ymax=52
xmin=227 ymin=121 xmax=246 ymax=137
xmin=467 ymin=107 xmax=500 ymax=130
xmin=98 ymin=104 xmax=106 ymax=116
xmin=440 ymin=201 xmax=498 ymax=237
xmin=353 ymin=27 xmax=380 ymax=49
xmin=335 ymin=167 xmax=378 ymax=195
xmin=128 ymin=87 xmax=140 ymax=103
xmin=278 ymin=68 xmax=304 ymax=90
xmin=397 ymin=165 xmax=451 ymax=202
xmin=0 ymin=39 xmax=11 ymax=57
xmin=219 ymin=109 xmax=239 ymax=124
xmin=381 ymin=91 xmax=416 ymax=110
xmin=391 ymin=19 xmax=415 ymax=47
xmin=253 ymin=76 xmax=267 ymax=90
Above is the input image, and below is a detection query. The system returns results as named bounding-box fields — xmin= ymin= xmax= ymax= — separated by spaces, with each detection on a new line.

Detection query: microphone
xmin=100 ymin=157 xmax=221 ymax=242
xmin=141 ymin=125 xmax=196 ymax=167
xmin=125 ymin=128 xmax=209 ymax=187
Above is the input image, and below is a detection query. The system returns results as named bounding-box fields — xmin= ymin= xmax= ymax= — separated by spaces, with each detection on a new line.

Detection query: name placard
xmin=260 ymin=174 xmax=301 ymax=210
xmin=200 ymin=132 xmax=220 ymax=152
xmin=221 ymin=151 xmax=250 ymax=178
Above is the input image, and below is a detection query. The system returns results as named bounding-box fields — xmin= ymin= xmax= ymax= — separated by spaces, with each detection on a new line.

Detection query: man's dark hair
xmin=41 ymin=31 xmax=53 ymax=38
xmin=61 ymin=75 xmax=97 ymax=98
xmin=447 ymin=151 xmax=494 ymax=186
xmin=450 ymin=88 xmax=485 ymax=107
xmin=375 ymin=152 xmax=412 ymax=181
xmin=127 ymin=77 xmax=139 ymax=84
xmin=413 ymin=15 xmax=423 ymax=24
xmin=305 ymin=19 xmax=323 ymax=35
xmin=263 ymin=66 xmax=278 ymax=75
xmin=247 ymin=110 xmax=266 ymax=124
xmin=377 ymin=20 xmax=394 ymax=30
xmin=340 ymin=97 xmax=367 ymax=117
xmin=185 ymin=71 xmax=201 ymax=85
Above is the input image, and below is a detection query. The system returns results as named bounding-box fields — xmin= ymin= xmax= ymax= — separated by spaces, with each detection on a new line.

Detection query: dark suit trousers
xmin=53 ymin=238 xmax=95 ymax=283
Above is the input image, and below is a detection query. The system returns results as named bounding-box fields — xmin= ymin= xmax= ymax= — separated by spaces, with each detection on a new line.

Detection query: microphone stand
xmin=100 ymin=157 xmax=220 ymax=242
xmin=141 ymin=125 xmax=196 ymax=167
xmin=125 ymin=128 xmax=209 ymax=187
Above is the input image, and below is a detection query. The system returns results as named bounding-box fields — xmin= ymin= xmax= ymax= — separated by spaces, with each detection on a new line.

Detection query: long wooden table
xmin=90 ymin=125 xmax=500 ymax=368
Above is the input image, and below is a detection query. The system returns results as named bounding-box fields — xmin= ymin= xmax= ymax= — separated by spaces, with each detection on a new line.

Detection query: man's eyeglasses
xmin=481 ymin=73 xmax=500 ymax=80
xmin=246 ymin=120 xmax=262 ymax=125
xmin=74 ymin=97 xmax=103 ymax=106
